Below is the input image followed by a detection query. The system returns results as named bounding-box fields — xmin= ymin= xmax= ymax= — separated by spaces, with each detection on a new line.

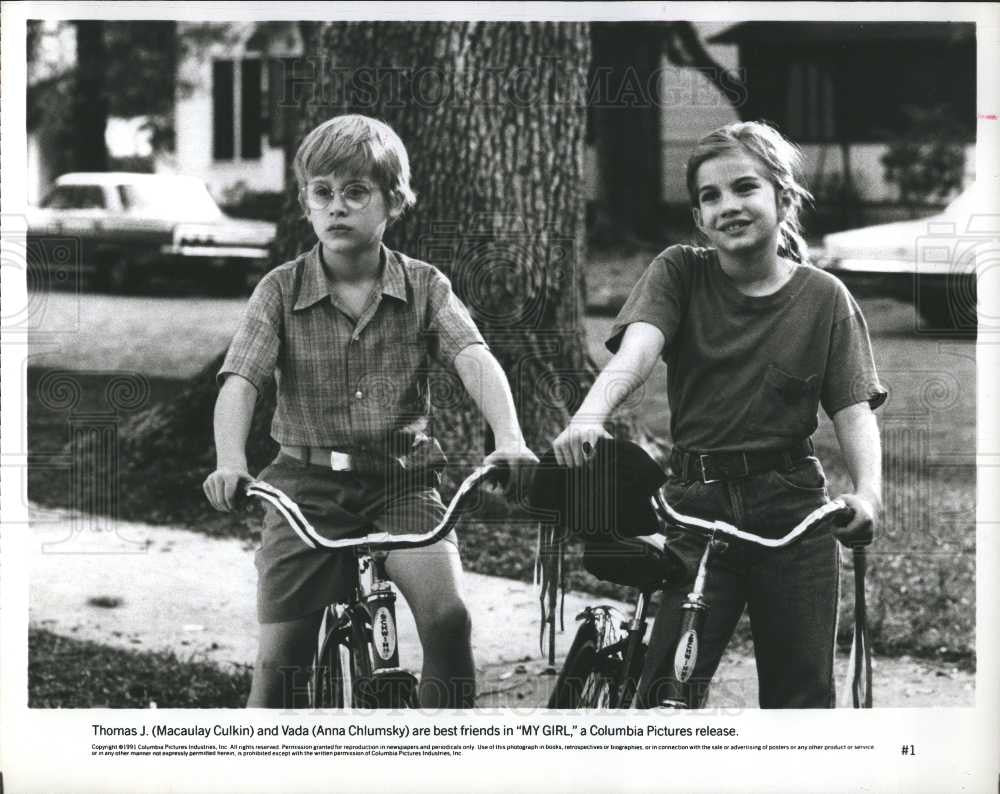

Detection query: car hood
xmin=822 ymin=218 xmax=929 ymax=264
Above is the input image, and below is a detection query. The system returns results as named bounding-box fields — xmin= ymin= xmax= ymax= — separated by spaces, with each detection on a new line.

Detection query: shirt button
xmin=355 ymin=390 xmax=363 ymax=399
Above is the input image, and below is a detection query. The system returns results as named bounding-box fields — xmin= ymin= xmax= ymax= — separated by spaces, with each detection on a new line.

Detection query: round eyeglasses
xmin=301 ymin=181 xmax=374 ymax=212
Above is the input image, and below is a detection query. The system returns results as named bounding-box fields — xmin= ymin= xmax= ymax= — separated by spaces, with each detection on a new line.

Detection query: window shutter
xmin=241 ymin=58 xmax=263 ymax=159
xmin=213 ymin=60 xmax=235 ymax=160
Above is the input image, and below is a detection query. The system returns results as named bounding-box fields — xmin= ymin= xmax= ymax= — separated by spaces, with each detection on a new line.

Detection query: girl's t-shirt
xmin=606 ymin=245 xmax=887 ymax=453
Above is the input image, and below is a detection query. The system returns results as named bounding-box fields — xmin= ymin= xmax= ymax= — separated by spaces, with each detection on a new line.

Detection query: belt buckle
xmin=698 ymin=454 xmax=720 ymax=484
xmin=699 ymin=453 xmax=751 ymax=483
xmin=329 ymin=451 xmax=353 ymax=472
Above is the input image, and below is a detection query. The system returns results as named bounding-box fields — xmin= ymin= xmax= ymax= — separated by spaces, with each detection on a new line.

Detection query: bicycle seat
xmin=527 ymin=438 xmax=668 ymax=541
xmin=582 ymin=532 xmax=688 ymax=590
xmin=528 ymin=439 xmax=685 ymax=589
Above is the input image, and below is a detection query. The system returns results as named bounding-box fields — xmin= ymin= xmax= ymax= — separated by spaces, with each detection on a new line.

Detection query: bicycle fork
xmin=659 ymin=536 xmax=728 ymax=708
xmin=359 ymin=556 xmax=420 ymax=708
xmin=364 ymin=556 xmax=402 ymax=672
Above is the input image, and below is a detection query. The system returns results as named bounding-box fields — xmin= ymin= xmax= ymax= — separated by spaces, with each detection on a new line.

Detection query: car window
xmin=42 ymin=185 xmax=105 ymax=210
xmin=41 ymin=186 xmax=77 ymax=209
xmin=79 ymin=186 xmax=106 ymax=209
xmin=118 ymin=180 xmax=223 ymax=220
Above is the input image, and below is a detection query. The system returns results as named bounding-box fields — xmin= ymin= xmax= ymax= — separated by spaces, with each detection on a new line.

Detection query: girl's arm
xmin=552 ymin=321 xmax=666 ymax=467
xmin=203 ymin=374 xmax=259 ymax=512
xmin=832 ymin=400 xmax=882 ymax=543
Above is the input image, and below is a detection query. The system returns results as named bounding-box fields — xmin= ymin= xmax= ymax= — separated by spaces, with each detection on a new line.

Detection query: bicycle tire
xmin=347 ymin=608 xmax=378 ymax=709
xmin=548 ymin=621 xmax=619 ymax=709
xmin=617 ymin=641 xmax=647 ymax=709
xmin=311 ymin=610 xmax=350 ymax=708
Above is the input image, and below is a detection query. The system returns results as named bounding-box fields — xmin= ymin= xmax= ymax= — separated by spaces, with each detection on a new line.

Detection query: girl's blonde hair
xmin=293 ymin=114 xmax=417 ymax=219
xmin=685 ymin=121 xmax=814 ymax=264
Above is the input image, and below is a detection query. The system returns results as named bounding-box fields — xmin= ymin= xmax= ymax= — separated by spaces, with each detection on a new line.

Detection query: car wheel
xmin=99 ymin=255 xmax=141 ymax=294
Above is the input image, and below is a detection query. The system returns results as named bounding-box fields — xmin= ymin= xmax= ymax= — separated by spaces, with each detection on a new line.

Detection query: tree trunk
xmin=271 ymin=21 xmax=601 ymax=479
xmin=72 ymin=21 xmax=109 ymax=172
xmin=590 ymin=23 xmax=665 ymax=244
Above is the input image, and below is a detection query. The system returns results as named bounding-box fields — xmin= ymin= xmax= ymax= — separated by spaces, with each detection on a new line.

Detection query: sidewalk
xmin=28 ymin=504 xmax=622 ymax=689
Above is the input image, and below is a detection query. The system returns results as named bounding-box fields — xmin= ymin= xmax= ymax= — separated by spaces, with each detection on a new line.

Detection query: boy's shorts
xmin=253 ymin=453 xmax=456 ymax=624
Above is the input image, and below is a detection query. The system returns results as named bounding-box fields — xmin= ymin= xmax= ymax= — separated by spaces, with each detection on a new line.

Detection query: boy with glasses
xmin=203 ymin=114 xmax=537 ymax=708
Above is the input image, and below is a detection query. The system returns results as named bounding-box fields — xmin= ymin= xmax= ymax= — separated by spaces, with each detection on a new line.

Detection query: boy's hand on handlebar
xmin=552 ymin=420 xmax=612 ymax=468
xmin=203 ymin=467 xmax=253 ymax=513
xmin=483 ymin=443 xmax=539 ymax=495
xmin=833 ymin=493 xmax=877 ymax=547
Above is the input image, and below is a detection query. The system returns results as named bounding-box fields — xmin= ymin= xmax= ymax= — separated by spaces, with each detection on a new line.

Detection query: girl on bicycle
xmin=552 ymin=120 xmax=886 ymax=708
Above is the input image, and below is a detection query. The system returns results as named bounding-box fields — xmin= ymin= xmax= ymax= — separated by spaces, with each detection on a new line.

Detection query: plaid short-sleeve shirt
xmin=219 ymin=242 xmax=487 ymax=473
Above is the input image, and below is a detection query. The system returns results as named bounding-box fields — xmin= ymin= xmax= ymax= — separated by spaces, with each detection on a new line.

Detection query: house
xmin=588 ymin=21 xmax=977 ymax=241
xmin=168 ymin=22 xmax=305 ymax=204
xmin=707 ymin=22 xmax=976 ymax=211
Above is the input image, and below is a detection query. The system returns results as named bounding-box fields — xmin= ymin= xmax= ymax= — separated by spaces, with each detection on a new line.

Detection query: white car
xmin=819 ymin=184 xmax=990 ymax=334
xmin=27 ymin=172 xmax=276 ymax=293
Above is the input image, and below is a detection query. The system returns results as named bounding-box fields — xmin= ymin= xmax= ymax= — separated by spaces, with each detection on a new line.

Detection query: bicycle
xmin=239 ymin=463 xmax=505 ymax=709
xmin=547 ymin=464 xmax=870 ymax=710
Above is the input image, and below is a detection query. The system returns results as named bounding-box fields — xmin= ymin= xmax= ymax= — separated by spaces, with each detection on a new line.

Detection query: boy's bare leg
xmin=385 ymin=540 xmax=475 ymax=708
xmin=248 ymin=612 xmax=324 ymax=708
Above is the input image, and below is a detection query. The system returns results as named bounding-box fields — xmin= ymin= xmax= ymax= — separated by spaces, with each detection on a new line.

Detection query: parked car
xmin=26 ymin=172 xmax=276 ymax=293
xmin=817 ymin=184 xmax=988 ymax=334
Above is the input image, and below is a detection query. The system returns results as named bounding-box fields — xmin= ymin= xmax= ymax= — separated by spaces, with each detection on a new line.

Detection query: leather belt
xmin=281 ymin=445 xmax=354 ymax=471
xmin=670 ymin=439 xmax=814 ymax=484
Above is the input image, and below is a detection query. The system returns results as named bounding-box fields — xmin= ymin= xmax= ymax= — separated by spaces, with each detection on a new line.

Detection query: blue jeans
xmin=635 ymin=456 xmax=840 ymax=709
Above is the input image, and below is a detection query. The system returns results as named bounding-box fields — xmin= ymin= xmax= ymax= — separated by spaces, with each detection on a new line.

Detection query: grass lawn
xmin=28 ymin=628 xmax=251 ymax=708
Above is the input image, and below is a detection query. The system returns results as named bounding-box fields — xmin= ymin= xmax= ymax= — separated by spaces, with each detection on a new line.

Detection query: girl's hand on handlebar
xmin=832 ymin=493 xmax=877 ymax=547
xmin=203 ymin=467 xmax=253 ymax=513
xmin=552 ymin=420 xmax=612 ymax=469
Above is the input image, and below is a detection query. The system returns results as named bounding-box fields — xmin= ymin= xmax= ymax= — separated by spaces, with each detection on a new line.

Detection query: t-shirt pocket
xmin=747 ymin=364 xmax=820 ymax=439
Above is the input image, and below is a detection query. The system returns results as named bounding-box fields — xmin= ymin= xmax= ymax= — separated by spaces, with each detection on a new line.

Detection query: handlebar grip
xmin=233 ymin=477 xmax=254 ymax=511
xmin=484 ymin=461 xmax=512 ymax=489
xmin=832 ymin=505 xmax=874 ymax=548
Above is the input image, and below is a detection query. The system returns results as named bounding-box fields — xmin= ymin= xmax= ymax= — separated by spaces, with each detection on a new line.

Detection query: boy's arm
xmin=552 ymin=321 xmax=665 ymax=467
xmin=453 ymin=344 xmax=538 ymax=471
xmin=203 ymin=374 xmax=259 ymax=512
xmin=831 ymin=400 xmax=882 ymax=544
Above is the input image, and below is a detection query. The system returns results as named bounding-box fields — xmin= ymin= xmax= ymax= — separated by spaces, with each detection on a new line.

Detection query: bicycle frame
xmin=550 ymin=490 xmax=867 ymax=711
xmin=245 ymin=464 xmax=504 ymax=710
xmin=310 ymin=547 xmax=421 ymax=709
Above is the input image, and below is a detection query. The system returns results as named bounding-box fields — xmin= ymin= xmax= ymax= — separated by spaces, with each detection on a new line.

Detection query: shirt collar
xmin=293 ymin=243 xmax=408 ymax=311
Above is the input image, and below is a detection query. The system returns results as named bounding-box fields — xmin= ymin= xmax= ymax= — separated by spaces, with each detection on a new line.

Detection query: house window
xmin=212 ymin=58 xmax=263 ymax=161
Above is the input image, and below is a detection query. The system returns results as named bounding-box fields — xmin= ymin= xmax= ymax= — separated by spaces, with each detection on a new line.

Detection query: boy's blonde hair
xmin=293 ymin=114 xmax=417 ymax=217
xmin=686 ymin=121 xmax=814 ymax=264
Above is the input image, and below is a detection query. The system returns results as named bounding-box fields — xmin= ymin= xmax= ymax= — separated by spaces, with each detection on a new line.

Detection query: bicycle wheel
xmin=548 ymin=621 xmax=618 ymax=708
xmin=311 ymin=610 xmax=351 ymax=708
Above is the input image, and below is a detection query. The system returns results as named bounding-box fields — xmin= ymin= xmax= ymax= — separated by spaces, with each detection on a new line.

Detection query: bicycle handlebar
xmin=238 ymin=463 xmax=507 ymax=552
xmin=653 ymin=492 xmax=856 ymax=549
